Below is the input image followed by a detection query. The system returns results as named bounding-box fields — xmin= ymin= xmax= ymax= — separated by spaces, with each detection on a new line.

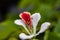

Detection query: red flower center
xmin=20 ymin=12 xmax=32 ymax=29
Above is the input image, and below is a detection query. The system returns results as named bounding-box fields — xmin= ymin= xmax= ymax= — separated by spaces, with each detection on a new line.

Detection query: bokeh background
xmin=0 ymin=0 xmax=60 ymax=40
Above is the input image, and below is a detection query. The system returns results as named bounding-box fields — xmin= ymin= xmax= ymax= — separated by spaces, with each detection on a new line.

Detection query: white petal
xmin=19 ymin=33 xmax=34 ymax=39
xmin=36 ymin=22 xmax=50 ymax=36
xmin=15 ymin=19 xmax=25 ymax=26
xmin=31 ymin=13 xmax=41 ymax=34
xmin=14 ymin=19 xmax=30 ymax=34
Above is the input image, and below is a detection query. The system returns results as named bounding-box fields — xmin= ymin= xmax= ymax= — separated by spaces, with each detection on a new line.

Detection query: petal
xmin=36 ymin=22 xmax=50 ymax=36
xmin=14 ymin=19 xmax=30 ymax=34
xmin=19 ymin=33 xmax=34 ymax=39
xmin=31 ymin=13 xmax=41 ymax=34
xmin=15 ymin=19 xmax=25 ymax=26
xmin=20 ymin=12 xmax=32 ymax=29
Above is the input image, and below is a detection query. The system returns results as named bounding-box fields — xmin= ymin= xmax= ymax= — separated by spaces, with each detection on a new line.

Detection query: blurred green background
xmin=0 ymin=0 xmax=60 ymax=40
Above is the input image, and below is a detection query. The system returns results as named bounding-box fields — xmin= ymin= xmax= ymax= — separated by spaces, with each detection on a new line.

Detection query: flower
xmin=14 ymin=12 xmax=50 ymax=40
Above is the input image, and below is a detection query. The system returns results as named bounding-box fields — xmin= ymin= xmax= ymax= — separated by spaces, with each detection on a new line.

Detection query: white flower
xmin=14 ymin=12 xmax=50 ymax=40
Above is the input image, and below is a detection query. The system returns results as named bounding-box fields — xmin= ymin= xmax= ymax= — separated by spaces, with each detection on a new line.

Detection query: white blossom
xmin=14 ymin=12 xmax=50 ymax=40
